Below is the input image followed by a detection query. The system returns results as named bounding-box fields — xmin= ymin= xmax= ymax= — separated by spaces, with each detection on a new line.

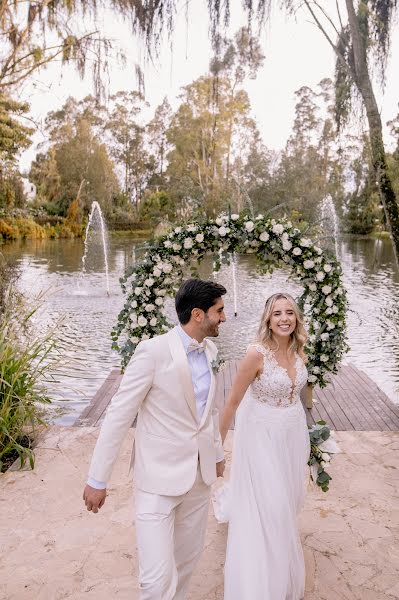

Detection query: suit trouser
xmin=135 ymin=466 xmax=211 ymax=600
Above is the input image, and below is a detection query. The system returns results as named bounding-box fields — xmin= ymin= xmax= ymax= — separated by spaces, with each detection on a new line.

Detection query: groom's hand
xmin=216 ymin=459 xmax=225 ymax=478
xmin=83 ymin=484 xmax=107 ymax=513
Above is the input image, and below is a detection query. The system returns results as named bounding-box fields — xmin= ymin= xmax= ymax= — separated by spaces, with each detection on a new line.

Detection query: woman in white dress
xmin=219 ymin=293 xmax=310 ymax=600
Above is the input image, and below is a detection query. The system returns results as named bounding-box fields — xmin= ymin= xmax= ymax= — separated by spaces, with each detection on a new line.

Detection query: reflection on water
xmin=1 ymin=234 xmax=399 ymax=424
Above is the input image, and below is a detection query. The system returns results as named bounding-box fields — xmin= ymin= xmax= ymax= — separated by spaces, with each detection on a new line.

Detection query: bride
xmin=219 ymin=292 xmax=310 ymax=600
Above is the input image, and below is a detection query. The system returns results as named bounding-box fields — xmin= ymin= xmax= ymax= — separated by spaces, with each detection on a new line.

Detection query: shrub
xmin=0 ymin=286 xmax=55 ymax=472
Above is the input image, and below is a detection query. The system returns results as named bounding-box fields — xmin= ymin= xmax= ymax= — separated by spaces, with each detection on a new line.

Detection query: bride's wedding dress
xmin=223 ymin=344 xmax=310 ymax=600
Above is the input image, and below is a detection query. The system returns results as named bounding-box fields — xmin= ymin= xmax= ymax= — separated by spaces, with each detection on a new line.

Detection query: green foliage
xmin=139 ymin=191 xmax=176 ymax=222
xmin=29 ymin=99 xmax=120 ymax=217
xmin=0 ymin=95 xmax=33 ymax=162
xmin=0 ymin=270 xmax=54 ymax=472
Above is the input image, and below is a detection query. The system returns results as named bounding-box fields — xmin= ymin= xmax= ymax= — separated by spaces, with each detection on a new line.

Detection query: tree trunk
xmin=346 ymin=0 xmax=399 ymax=263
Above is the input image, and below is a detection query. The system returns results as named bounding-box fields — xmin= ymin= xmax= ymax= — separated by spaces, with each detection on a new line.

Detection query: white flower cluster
xmin=114 ymin=212 xmax=348 ymax=378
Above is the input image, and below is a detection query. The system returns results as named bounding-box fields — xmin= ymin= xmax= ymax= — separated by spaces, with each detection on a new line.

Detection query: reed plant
xmin=0 ymin=285 xmax=56 ymax=472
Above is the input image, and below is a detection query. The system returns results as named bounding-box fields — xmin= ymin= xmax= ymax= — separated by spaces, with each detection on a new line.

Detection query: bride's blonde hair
xmin=256 ymin=293 xmax=307 ymax=360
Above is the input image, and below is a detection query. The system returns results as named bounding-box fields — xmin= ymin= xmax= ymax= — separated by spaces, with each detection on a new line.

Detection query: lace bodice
xmin=249 ymin=344 xmax=308 ymax=408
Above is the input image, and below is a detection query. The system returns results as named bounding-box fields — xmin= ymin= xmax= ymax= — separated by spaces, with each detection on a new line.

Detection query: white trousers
xmin=135 ymin=466 xmax=211 ymax=600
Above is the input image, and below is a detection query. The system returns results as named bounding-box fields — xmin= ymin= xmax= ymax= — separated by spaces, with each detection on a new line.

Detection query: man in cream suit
xmin=83 ymin=278 xmax=227 ymax=600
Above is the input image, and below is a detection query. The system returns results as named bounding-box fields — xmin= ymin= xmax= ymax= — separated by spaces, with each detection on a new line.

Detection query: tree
xmin=291 ymin=0 xmax=399 ymax=259
xmin=146 ymin=97 xmax=172 ymax=191
xmin=105 ymin=91 xmax=153 ymax=206
xmin=0 ymin=1 xmax=155 ymax=94
xmin=165 ymin=28 xmax=265 ymax=216
xmin=30 ymin=98 xmax=120 ymax=215
xmin=0 ymin=94 xmax=33 ymax=208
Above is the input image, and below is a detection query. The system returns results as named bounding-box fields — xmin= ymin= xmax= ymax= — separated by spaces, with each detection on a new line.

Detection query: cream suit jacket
xmin=88 ymin=327 xmax=224 ymax=496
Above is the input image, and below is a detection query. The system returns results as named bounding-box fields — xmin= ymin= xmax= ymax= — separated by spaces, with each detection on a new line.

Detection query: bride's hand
xmin=216 ymin=459 xmax=225 ymax=478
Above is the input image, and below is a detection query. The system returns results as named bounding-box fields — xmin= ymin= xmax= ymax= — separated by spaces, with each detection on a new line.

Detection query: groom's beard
xmin=203 ymin=319 xmax=222 ymax=338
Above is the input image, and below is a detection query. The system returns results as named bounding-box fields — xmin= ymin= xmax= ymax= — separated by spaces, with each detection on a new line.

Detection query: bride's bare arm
xmin=219 ymin=348 xmax=263 ymax=443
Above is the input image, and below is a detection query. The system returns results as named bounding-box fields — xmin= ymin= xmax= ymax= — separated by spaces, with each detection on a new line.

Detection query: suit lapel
xmin=167 ymin=328 xmax=198 ymax=421
xmin=199 ymin=341 xmax=217 ymax=428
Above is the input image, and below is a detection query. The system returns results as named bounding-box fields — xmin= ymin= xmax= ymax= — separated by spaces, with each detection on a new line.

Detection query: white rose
xmin=231 ymin=214 xmax=239 ymax=221
xmin=326 ymin=321 xmax=335 ymax=330
xmin=309 ymin=283 xmax=317 ymax=292
xmin=195 ymin=233 xmax=204 ymax=243
xmin=174 ymin=227 xmax=182 ymax=234
xmin=321 ymin=333 xmax=329 ymax=341
xmin=259 ymin=231 xmax=270 ymax=242
xmin=129 ymin=311 xmax=137 ymax=323
xmin=153 ymin=267 xmax=162 ymax=277
xmin=134 ymin=286 xmax=142 ymax=295
xmin=131 ymin=336 xmax=139 ymax=344
xmin=272 ymin=223 xmax=284 ymax=235
xmin=293 ymin=247 xmax=302 ymax=255
xmin=322 ymin=285 xmax=332 ymax=295
xmin=218 ymin=226 xmax=227 ymax=236
xmin=332 ymin=306 xmax=338 ymax=313
xmin=300 ymin=238 xmax=311 ymax=247
xmin=245 ymin=221 xmax=255 ymax=232
xmin=320 ymin=354 xmax=329 ymax=362
xmin=315 ymin=246 xmax=322 ymax=254
xmin=144 ymin=278 xmax=154 ymax=287
xmin=304 ymin=259 xmax=315 ymax=269
xmin=141 ymin=334 xmax=149 ymax=341
xmin=155 ymin=297 xmax=163 ymax=306
xmin=326 ymin=307 xmax=333 ymax=315
xmin=158 ymin=289 xmax=167 ymax=296
xmin=325 ymin=296 xmax=333 ymax=307
xmin=184 ymin=238 xmax=193 ymax=249
xmin=150 ymin=317 xmax=158 ymax=326
xmin=145 ymin=303 xmax=155 ymax=312
xmin=172 ymin=243 xmax=181 ymax=252
xmin=163 ymin=240 xmax=172 ymax=248
xmin=313 ymin=321 xmax=320 ymax=330
xmin=216 ymin=217 xmax=223 ymax=226
xmin=308 ymin=375 xmax=317 ymax=383
xmin=187 ymin=224 xmax=197 ymax=232
xmin=316 ymin=271 xmax=325 ymax=281
xmin=131 ymin=300 xmax=138 ymax=308
xmin=312 ymin=366 xmax=320 ymax=374
xmin=282 ymin=240 xmax=293 ymax=251
xmin=138 ymin=315 xmax=148 ymax=327
xmin=324 ymin=264 xmax=332 ymax=273
xmin=162 ymin=262 xmax=173 ymax=274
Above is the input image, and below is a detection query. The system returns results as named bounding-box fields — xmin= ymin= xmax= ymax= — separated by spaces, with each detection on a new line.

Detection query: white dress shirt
xmin=88 ymin=326 xmax=223 ymax=489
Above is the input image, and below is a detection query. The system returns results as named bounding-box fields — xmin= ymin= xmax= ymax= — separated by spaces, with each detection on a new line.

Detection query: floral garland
xmin=111 ymin=213 xmax=349 ymax=387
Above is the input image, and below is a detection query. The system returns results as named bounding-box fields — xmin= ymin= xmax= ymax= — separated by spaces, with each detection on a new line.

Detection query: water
xmin=320 ymin=195 xmax=340 ymax=257
xmin=81 ymin=201 xmax=110 ymax=295
xmin=1 ymin=233 xmax=399 ymax=425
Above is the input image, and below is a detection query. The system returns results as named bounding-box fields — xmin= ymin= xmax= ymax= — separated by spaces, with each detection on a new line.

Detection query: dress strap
xmin=247 ymin=343 xmax=272 ymax=358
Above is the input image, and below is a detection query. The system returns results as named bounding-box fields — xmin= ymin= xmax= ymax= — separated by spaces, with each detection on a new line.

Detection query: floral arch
xmin=111 ymin=213 xmax=348 ymax=388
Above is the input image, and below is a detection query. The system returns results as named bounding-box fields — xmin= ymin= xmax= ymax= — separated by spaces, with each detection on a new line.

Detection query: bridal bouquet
xmin=308 ymin=421 xmax=340 ymax=492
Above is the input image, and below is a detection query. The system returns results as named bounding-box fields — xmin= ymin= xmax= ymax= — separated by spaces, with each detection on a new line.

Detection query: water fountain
xmin=81 ymin=201 xmax=110 ymax=295
xmin=320 ymin=195 xmax=340 ymax=257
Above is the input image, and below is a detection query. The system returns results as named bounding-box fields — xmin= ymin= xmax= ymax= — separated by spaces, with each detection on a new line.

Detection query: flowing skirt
xmin=223 ymin=394 xmax=310 ymax=600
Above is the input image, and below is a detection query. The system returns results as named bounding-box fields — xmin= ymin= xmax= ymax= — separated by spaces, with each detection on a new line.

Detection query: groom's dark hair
xmin=175 ymin=279 xmax=227 ymax=324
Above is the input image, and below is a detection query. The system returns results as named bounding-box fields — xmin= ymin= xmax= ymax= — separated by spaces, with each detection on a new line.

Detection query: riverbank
xmin=0 ymin=215 xmax=154 ymax=242
xmin=0 ymin=426 xmax=398 ymax=600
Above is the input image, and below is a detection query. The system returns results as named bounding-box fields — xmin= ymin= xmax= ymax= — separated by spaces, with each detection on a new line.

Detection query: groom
xmin=83 ymin=278 xmax=227 ymax=600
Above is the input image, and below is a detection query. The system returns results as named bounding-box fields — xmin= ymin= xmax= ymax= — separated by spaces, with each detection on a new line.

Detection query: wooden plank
xmin=339 ymin=367 xmax=398 ymax=430
xmin=74 ymin=360 xmax=399 ymax=432
xmin=328 ymin=375 xmax=372 ymax=430
xmin=317 ymin=385 xmax=354 ymax=431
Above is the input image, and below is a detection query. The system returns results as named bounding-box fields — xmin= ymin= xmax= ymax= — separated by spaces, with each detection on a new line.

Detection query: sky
xmin=19 ymin=1 xmax=399 ymax=171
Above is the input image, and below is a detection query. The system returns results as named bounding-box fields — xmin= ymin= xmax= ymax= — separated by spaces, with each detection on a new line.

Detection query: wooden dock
xmin=74 ymin=362 xmax=399 ymax=431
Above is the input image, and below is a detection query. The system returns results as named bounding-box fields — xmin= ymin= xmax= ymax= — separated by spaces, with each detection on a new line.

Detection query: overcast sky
xmin=19 ymin=1 xmax=399 ymax=171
